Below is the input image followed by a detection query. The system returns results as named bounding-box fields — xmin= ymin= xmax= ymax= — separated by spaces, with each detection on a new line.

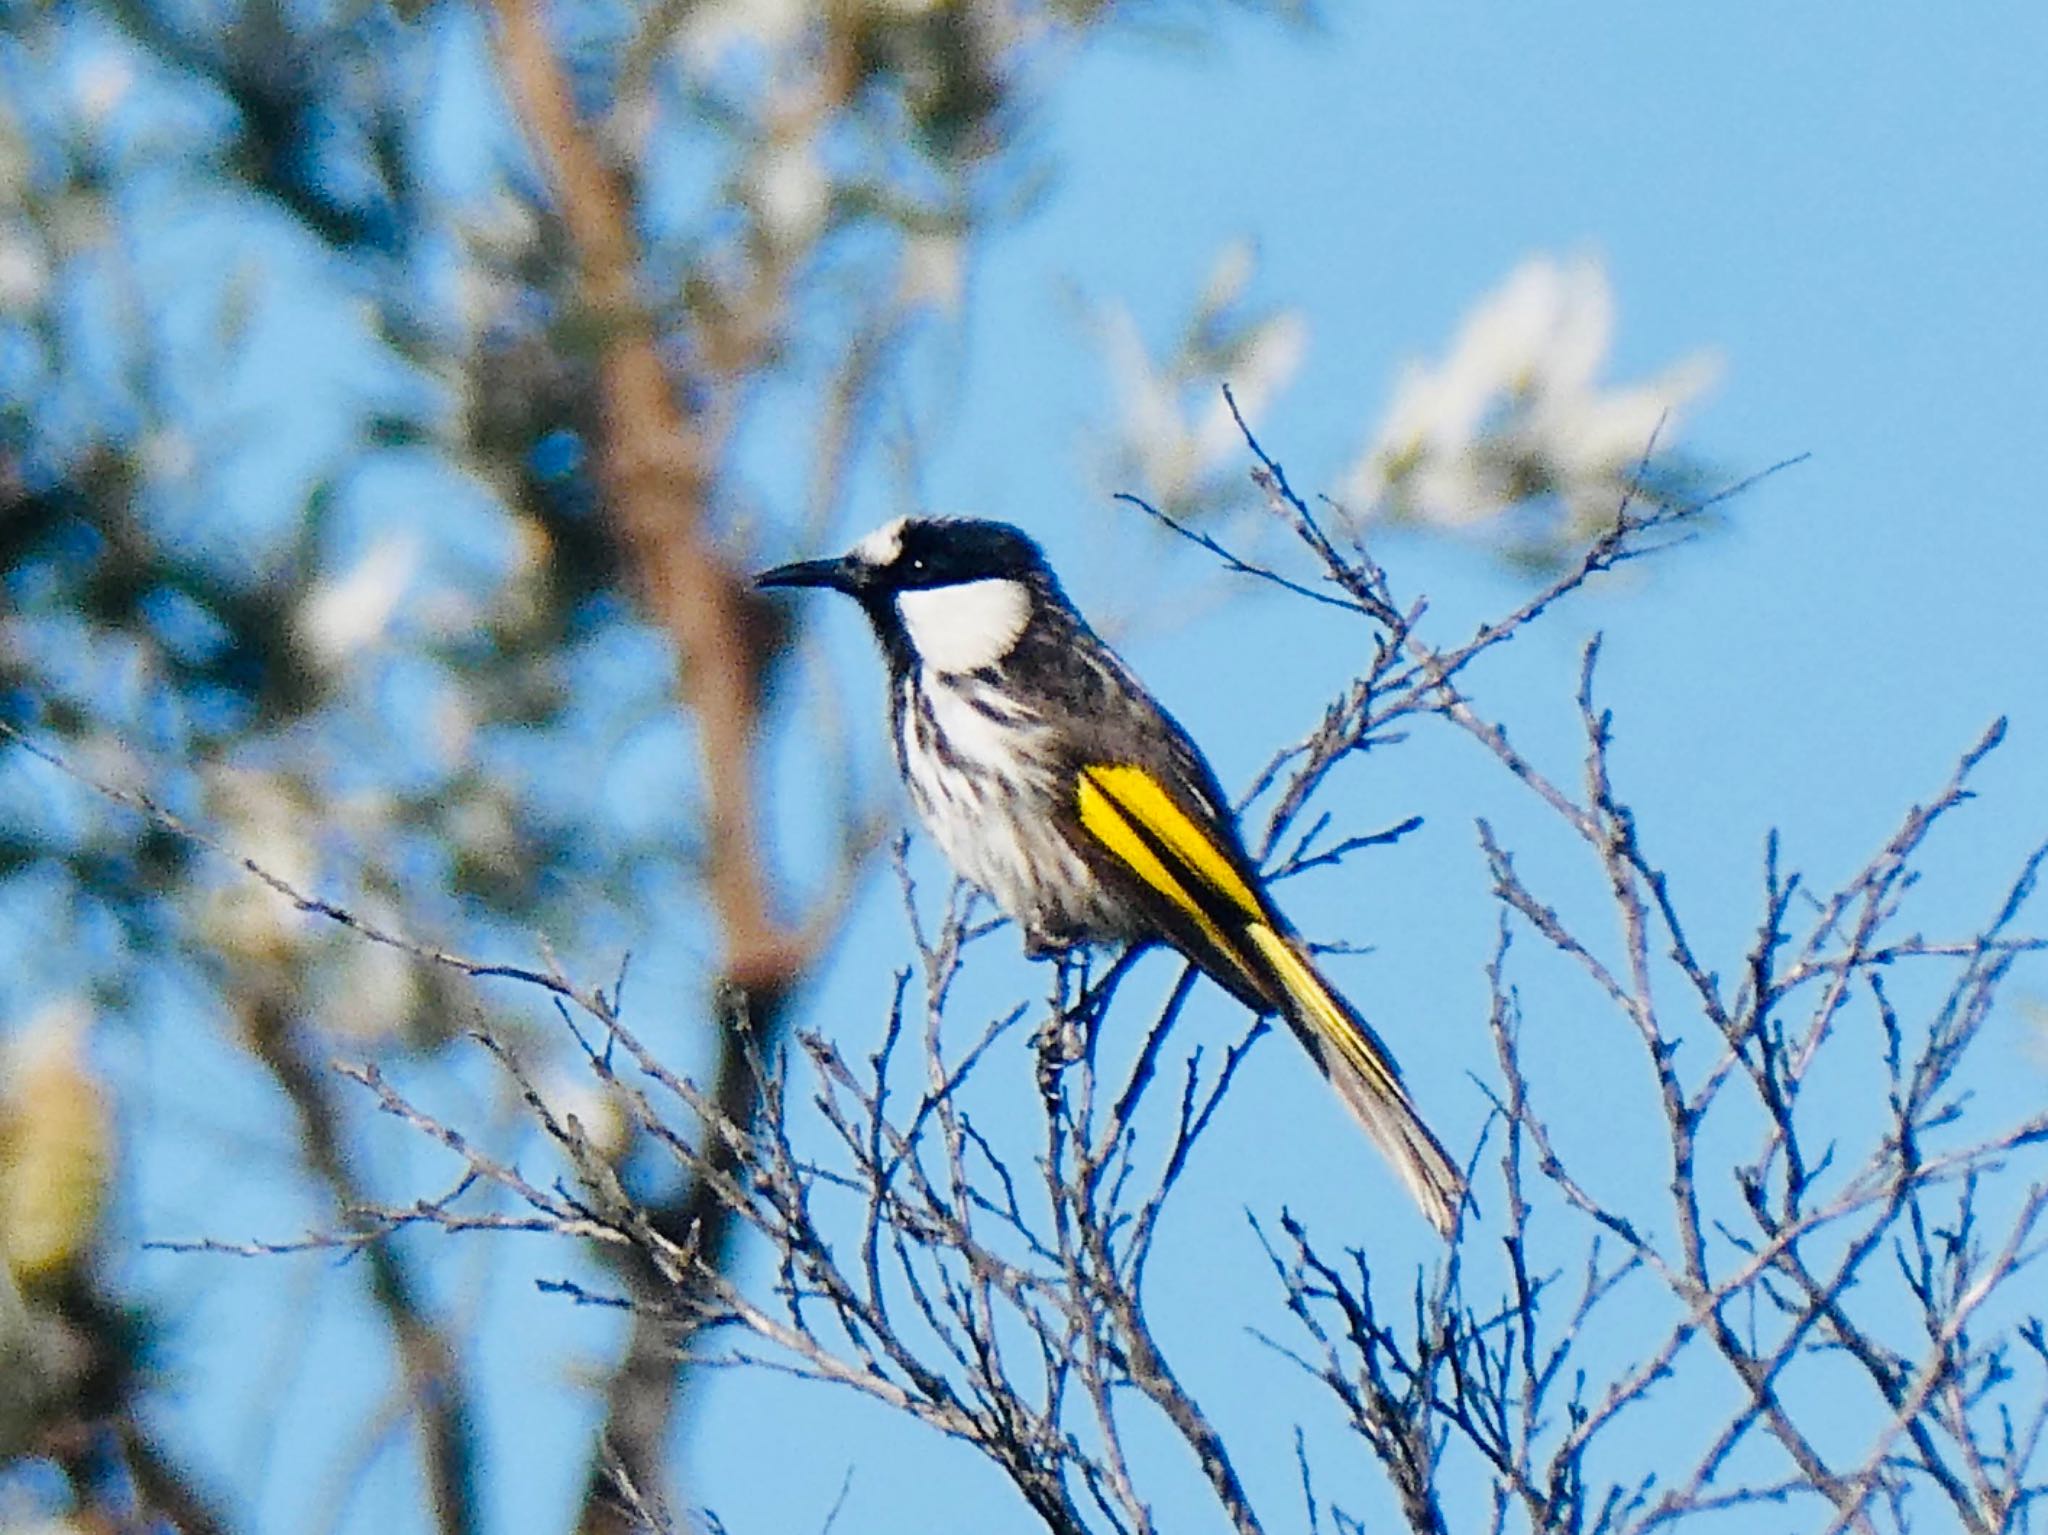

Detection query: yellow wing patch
xmin=1078 ymin=765 xmax=1264 ymax=919
xmin=1244 ymin=924 xmax=1402 ymax=1101
xmin=1076 ymin=765 xmax=1403 ymax=1103
xmin=1075 ymin=772 xmax=1228 ymax=950
xmin=1074 ymin=770 xmax=1262 ymax=991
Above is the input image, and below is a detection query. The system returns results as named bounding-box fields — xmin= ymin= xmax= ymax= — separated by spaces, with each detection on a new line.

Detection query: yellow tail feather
xmin=1245 ymin=925 xmax=1464 ymax=1236
xmin=1244 ymin=925 xmax=1401 ymax=1099
xmin=1073 ymin=762 xmax=1463 ymax=1235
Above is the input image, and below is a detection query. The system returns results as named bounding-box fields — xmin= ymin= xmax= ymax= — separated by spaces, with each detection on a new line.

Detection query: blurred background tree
xmin=0 ymin=2 xmax=1354 ymax=1529
xmin=0 ymin=0 xmax=1831 ymax=1530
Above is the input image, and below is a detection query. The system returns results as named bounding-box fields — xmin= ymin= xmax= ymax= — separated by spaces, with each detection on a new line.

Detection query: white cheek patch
xmin=896 ymin=578 xmax=1031 ymax=674
xmin=849 ymin=516 xmax=906 ymax=568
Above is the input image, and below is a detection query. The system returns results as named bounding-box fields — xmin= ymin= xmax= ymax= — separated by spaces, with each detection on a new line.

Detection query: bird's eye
xmin=905 ymin=556 xmax=928 ymax=575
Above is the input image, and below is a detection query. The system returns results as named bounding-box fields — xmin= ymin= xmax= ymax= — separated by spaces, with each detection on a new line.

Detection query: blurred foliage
xmin=0 ymin=0 xmax=1313 ymax=1527
xmin=0 ymin=0 xmax=1711 ymax=1524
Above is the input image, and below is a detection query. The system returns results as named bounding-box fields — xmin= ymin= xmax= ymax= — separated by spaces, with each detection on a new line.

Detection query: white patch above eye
xmin=896 ymin=578 xmax=1031 ymax=674
xmin=849 ymin=516 xmax=907 ymax=569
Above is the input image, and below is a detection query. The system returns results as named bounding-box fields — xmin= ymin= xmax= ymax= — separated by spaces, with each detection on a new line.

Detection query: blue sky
xmin=39 ymin=3 xmax=2048 ymax=1532
xmin=576 ymin=10 xmax=2048 ymax=1535
xmin=698 ymin=8 xmax=2048 ymax=1532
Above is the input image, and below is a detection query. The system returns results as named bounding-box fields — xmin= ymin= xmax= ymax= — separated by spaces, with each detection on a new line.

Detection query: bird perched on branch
xmin=757 ymin=517 xmax=1463 ymax=1235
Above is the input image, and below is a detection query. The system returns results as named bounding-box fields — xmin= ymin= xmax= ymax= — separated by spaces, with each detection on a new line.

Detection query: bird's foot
xmin=1021 ymin=924 xmax=1079 ymax=962
xmin=1031 ymin=1011 xmax=1085 ymax=1070
xmin=1032 ymin=948 xmax=1089 ymax=1076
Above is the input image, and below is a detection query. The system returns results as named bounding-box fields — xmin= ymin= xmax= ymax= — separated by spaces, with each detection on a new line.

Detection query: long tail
xmin=1242 ymin=926 xmax=1466 ymax=1236
xmin=1068 ymin=764 xmax=1463 ymax=1233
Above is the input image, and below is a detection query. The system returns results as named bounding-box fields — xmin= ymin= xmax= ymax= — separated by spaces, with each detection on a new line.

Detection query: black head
xmin=756 ymin=518 xmax=1065 ymax=673
xmin=754 ymin=517 xmax=1048 ymax=599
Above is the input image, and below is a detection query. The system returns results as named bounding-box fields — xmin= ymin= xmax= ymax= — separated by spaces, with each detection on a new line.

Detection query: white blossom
xmin=0 ymin=231 xmax=46 ymax=312
xmin=72 ymin=54 xmax=134 ymax=126
xmin=749 ymin=137 xmax=830 ymax=248
xmin=139 ymin=429 xmax=195 ymax=484
xmin=296 ymin=533 xmax=420 ymax=669
xmin=674 ymin=0 xmax=808 ymax=70
xmin=898 ymin=230 xmax=964 ymax=313
xmin=322 ymin=903 xmax=422 ymax=1044
xmin=1344 ymin=253 xmax=1718 ymax=537
xmin=1102 ymin=241 xmax=1306 ymax=510
xmin=198 ymin=770 xmax=319 ymax=963
xmin=1188 ymin=308 xmax=1305 ymax=483
xmin=536 ymin=1068 xmax=631 ymax=1163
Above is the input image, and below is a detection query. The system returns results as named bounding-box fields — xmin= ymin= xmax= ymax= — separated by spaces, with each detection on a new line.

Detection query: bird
xmin=756 ymin=516 xmax=1464 ymax=1235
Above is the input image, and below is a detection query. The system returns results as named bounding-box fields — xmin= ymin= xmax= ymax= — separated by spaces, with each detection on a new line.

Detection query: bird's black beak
xmin=754 ymin=556 xmax=863 ymax=594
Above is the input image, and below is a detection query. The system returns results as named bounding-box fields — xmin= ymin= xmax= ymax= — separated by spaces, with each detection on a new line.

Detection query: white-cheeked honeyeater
xmin=757 ymin=517 xmax=1464 ymax=1235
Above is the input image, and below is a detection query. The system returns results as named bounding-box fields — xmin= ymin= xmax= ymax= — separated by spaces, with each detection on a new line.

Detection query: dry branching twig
xmin=23 ymin=404 xmax=2042 ymax=1533
xmin=1197 ymin=410 xmax=2048 ymax=1535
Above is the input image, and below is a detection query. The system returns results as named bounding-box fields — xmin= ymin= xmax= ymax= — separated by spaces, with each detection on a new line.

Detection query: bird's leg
xmin=1032 ymin=947 xmax=1089 ymax=1074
